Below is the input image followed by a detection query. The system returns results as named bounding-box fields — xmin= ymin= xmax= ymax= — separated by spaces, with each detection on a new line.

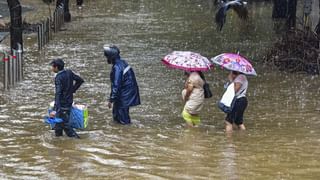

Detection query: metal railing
xmin=1 ymin=7 xmax=66 ymax=90
xmin=38 ymin=7 xmax=64 ymax=50
xmin=54 ymin=7 xmax=65 ymax=33
xmin=1 ymin=43 xmax=23 ymax=90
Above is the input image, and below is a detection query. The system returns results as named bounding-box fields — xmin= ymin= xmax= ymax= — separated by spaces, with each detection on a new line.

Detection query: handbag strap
xmin=236 ymin=88 xmax=246 ymax=98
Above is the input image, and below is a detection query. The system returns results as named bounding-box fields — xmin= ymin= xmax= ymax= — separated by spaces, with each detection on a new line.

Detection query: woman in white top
xmin=225 ymin=71 xmax=248 ymax=132
xmin=181 ymin=72 xmax=205 ymax=126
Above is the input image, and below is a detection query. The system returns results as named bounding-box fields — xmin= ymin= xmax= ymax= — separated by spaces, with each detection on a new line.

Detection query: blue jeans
xmin=55 ymin=109 xmax=79 ymax=138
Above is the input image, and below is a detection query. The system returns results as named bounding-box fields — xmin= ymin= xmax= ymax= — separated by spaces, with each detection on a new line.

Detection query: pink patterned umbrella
xmin=211 ymin=53 xmax=257 ymax=76
xmin=162 ymin=51 xmax=213 ymax=72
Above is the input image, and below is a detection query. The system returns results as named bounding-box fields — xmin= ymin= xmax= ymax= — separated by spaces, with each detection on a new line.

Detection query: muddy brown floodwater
xmin=0 ymin=0 xmax=320 ymax=179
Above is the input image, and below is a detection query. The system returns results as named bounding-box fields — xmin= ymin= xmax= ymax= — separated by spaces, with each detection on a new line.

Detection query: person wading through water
xmin=49 ymin=59 xmax=84 ymax=138
xmin=103 ymin=45 xmax=141 ymax=124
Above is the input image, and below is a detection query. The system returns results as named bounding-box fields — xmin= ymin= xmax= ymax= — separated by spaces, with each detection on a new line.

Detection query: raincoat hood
xmin=104 ymin=45 xmax=120 ymax=62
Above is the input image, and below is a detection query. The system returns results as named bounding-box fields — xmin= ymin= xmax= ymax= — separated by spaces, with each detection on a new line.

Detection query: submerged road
xmin=0 ymin=0 xmax=319 ymax=179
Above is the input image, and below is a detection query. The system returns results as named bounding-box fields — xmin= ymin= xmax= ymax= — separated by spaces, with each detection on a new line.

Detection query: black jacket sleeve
xmin=72 ymin=72 xmax=84 ymax=93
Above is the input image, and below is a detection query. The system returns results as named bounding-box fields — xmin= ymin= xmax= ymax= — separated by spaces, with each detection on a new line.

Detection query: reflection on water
xmin=0 ymin=0 xmax=320 ymax=179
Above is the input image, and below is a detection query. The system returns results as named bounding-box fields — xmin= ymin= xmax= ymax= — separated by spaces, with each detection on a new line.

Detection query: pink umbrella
xmin=162 ymin=51 xmax=213 ymax=72
xmin=211 ymin=53 xmax=257 ymax=76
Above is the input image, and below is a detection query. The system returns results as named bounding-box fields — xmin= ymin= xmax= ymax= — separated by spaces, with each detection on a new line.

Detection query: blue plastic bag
xmin=45 ymin=105 xmax=88 ymax=129
xmin=44 ymin=116 xmax=63 ymax=129
xmin=70 ymin=107 xmax=84 ymax=129
xmin=69 ymin=105 xmax=88 ymax=129
xmin=44 ymin=116 xmax=63 ymax=124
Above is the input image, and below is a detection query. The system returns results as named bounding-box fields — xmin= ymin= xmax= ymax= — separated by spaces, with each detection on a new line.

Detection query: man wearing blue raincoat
xmin=104 ymin=45 xmax=141 ymax=124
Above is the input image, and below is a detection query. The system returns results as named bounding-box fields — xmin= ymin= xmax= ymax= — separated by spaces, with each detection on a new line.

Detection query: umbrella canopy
xmin=162 ymin=51 xmax=213 ymax=72
xmin=211 ymin=53 xmax=257 ymax=76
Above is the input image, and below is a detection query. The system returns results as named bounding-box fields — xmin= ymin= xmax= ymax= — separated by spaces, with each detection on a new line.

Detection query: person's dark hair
xmin=232 ymin=71 xmax=240 ymax=75
xmin=55 ymin=64 xmax=64 ymax=71
xmin=198 ymin=71 xmax=206 ymax=81
xmin=50 ymin=59 xmax=65 ymax=71
xmin=186 ymin=71 xmax=206 ymax=81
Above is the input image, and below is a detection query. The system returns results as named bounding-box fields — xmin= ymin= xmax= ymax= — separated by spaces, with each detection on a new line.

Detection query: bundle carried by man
xmin=44 ymin=101 xmax=89 ymax=129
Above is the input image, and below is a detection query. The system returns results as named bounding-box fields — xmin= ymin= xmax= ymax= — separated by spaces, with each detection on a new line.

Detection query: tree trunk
xmin=287 ymin=0 xmax=298 ymax=29
xmin=272 ymin=0 xmax=288 ymax=19
xmin=7 ymin=0 xmax=23 ymax=51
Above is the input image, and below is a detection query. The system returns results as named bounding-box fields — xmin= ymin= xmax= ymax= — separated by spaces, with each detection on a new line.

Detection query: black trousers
xmin=226 ymin=97 xmax=248 ymax=125
xmin=55 ymin=109 xmax=79 ymax=138
xmin=56 ymin=0 xmax=71 ymax=22
xmin=112 ymin=104 xmax=131 ymax=125
xmin=76 ymin=0 xmax=83 ymax=6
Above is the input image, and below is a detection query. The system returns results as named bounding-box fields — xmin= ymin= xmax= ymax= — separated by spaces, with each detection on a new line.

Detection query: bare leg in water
xmin=225 ymin=121 xmax=233 ymax=133
xmin=238 ymin=124 xmax=246 ymax=130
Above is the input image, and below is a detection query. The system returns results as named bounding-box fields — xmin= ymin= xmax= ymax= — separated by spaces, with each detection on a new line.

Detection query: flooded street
xmin=1 ymin=0 xmax=320 ymax=179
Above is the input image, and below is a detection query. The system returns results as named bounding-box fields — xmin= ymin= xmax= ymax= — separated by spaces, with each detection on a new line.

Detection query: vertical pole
xmin=12 ymin=51 xmax=17 ymax=86
xmin=57 ymin=9 xmax=60 ymax=30
xmin=59 ymin=8 xmax=62 ymax=28
xmin=16 ymin=48 xmax=20 ymax=82
xmin=43 ymin=20 xmax=46 ymax=45
xmin=39 ymin=22 xmax=43 ymax=49
xmin=60 ymin=8 xmax=64 ymax=27
xmin=3 ymin=52 xmax=9 ymax=90
xmin=9 ymin=55 xmax=13 ymax=86
xmin=37 ymin=24 xmax=41 ymax=50
xmin=49 ymin=17 xmax=52 ymax=39
xmin=48 ymin=17 xmax=51 ymax=39
xmin=47 ymin=18 xmax=50 ymax=42
xmin=41 ymin=22 xmax=45 ymax=47
xmin=42 ymin=21 xmax=45 ymax=46
xmin=17 ymin=43 xmax=23 ymax=81
xmin=54 ymin=10 xmax=57 ymax=33
xmin=58 ymin=8 xmax=60 ymax=29
xmin=46 ymin=19 xmax=48 ymax=44
xmin=40 ymin=23 xmax=43 ymax=49
xmin=58 ymin=8 xmax=61 ymax=30
xmin=58 ymin=8 xmax=61 ymax=28
xmin=41 ymin=21 xmax=44 ymax=48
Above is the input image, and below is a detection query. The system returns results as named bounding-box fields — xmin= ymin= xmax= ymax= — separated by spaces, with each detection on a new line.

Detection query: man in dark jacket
xmin=50 ymin=59 xmax=84 ymax=138
xmin=104 ymin=45 xmax=141 ymax=124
